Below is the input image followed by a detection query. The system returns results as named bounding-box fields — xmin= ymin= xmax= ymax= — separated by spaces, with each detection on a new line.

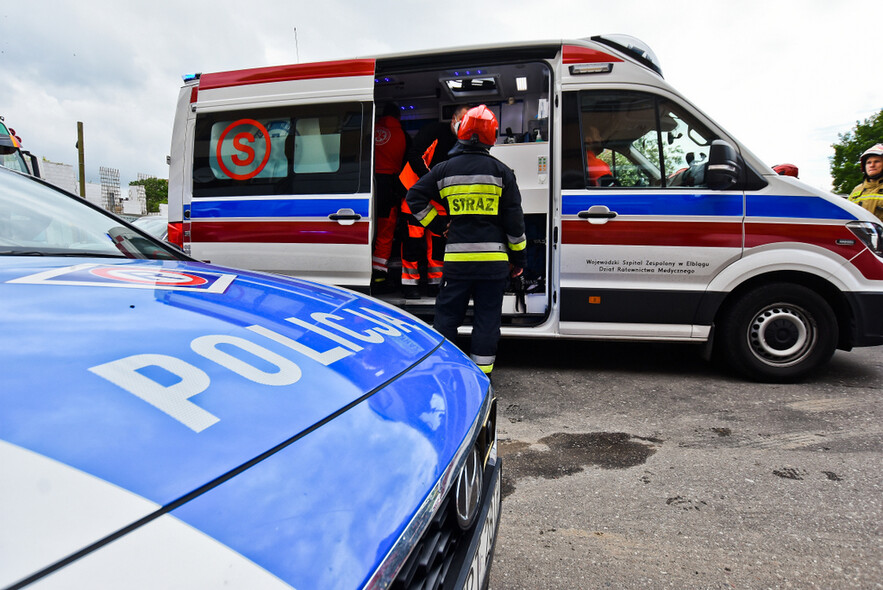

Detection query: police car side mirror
xmin=706 ymin=140 xmax=741 ymax=191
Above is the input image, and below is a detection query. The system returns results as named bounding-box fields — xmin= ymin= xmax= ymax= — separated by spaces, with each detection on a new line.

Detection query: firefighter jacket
xmin=405 ymin=147 xmax=527 ymax=280
xmin=849 ymin=177 xmax=883 ymax=223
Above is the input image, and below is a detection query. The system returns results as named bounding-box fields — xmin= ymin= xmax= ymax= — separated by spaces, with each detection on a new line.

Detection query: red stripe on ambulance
xmin=562 ymin=45 xmax=623 ymax=64
xmin=561 ymin=220 xmax=742 ymax=248
xmin=199 ymin=60 xmax=376 ymax=90
xmin=192 ymin=221 xmax=369 ymax=244
xmin=745 ymin=223 xmax=865 ymax=259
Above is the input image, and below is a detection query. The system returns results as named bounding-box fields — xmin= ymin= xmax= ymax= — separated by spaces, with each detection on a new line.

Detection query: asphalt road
xmin=487 ymin=340 xmax=883 ymax=589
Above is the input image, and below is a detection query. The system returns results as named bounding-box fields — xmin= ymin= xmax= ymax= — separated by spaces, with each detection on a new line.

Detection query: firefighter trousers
xmin=433 ymin=275 xmax=508 ymax=375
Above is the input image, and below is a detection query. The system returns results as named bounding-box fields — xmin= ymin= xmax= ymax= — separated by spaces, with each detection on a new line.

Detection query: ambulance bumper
xmin=845 ymin=292 xmax=883 ymax=347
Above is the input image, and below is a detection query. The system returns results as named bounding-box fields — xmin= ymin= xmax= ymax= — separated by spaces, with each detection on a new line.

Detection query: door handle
xmin=577 ymin=205 xmax=617 ymax=224
xmin=329 ymin=208 xmax=361 ymax=225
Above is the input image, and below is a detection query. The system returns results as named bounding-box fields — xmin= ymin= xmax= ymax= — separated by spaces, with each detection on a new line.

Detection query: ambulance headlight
xmin=847 ymin=221 xmax=883 ymax=257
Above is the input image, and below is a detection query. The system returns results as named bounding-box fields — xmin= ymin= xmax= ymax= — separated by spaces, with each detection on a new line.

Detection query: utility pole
xmin=76 ymin=122 xmax=85 ymax=198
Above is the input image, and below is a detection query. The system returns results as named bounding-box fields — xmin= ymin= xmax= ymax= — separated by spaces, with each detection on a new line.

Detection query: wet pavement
xmin=488 ymin=340 xmax=883 ymax=589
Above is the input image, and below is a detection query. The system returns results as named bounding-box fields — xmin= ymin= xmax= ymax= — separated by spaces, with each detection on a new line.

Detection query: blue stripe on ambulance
xmin=191 ymin=197 xmax=370 ymax=218
xmin=562 ymin=192 xmax=742 ymax=216
xmin=745 ymin=194 xmax=855 ymax=220
xmin=562 ymin=193 xmax=857 ymax=220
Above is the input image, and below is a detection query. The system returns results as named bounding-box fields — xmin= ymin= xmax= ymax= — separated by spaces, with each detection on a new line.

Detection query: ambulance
xmin=168 ymin=34 xmax=883 ymax=382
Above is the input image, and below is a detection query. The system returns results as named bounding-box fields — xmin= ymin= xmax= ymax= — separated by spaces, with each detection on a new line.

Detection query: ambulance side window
xmin=561 ymin=90 xmax=718 ymax=189
xmin=192 ymin=102 xmax=370 ymax=197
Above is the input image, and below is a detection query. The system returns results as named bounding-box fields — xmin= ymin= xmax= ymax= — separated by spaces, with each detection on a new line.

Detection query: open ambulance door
xmin=185 ymin=60 xmax=376 ymax=289
xmin=373 ymin=53 xmax=554 ymax=326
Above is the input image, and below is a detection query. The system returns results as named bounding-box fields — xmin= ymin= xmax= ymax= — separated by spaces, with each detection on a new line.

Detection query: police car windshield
xmin=0 ymin=169 xmax=180 ymax=260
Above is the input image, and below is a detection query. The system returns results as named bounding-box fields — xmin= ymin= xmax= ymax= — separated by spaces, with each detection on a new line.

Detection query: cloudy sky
xmin=1 ymin=0 xmax=879 ymax=192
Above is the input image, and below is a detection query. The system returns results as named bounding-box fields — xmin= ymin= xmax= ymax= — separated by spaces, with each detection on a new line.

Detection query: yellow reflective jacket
xmin=849 ymin=178 xmax=883 ymax=223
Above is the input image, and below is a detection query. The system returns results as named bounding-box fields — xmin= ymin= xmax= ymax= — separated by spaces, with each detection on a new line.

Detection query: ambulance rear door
xmin=187 ymin=60 xmax=375 ymax=288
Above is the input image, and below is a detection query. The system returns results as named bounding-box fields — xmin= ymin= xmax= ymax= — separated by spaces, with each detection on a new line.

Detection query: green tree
xmin=131 ymin=177 xmax=168 ymax=213
xmin=600 ymin=135 xmax=684 ymax=187
xmin=830 ymin=109 xmax=883 ymax=195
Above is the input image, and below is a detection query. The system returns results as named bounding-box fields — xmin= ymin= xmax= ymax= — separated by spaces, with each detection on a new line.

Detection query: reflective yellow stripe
xmin=440 ymin=184 xmax=502 ymax=216
xmin=508 ymin=240 xmax=526 ymax=252
xmin=444 ymin=252 xmax=510 ymax=262
xmin=478 ymin=363 xmax=494 ymax=374
xmin=447 ymin=196 xmax=499 ymax=215
xmin=439 ymin=183 xmax=503 ymax=198
xmin=417 ymin=207 xmax=438 ymax=227
xmin=850 ymin=185 xmax=883 ymax=201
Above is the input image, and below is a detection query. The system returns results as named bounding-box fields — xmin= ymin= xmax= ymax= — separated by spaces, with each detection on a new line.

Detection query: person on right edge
xmin=405 ymin=105 xmax=526 ymax=377
xmin=849 ymin=143 xmax=883 ymax=222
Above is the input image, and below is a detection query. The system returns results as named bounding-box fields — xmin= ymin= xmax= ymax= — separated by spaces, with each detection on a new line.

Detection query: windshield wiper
xmin=53 ymin=252 xmax=128 ymax=258
xmin=0 ymin=250 xmax=126 ymax=258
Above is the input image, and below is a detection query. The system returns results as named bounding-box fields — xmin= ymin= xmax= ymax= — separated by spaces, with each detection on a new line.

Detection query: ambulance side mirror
xmin=705 ymin=140 xmax=741 ymax=191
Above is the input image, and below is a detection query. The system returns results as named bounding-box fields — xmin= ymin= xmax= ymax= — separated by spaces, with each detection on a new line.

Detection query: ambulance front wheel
xmin=718 ymin=283 xmax=837 ymax=383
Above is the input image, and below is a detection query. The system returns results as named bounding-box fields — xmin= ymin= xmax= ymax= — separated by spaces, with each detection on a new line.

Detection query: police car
xmin=0 ymin=167 xmax=500 ymax=590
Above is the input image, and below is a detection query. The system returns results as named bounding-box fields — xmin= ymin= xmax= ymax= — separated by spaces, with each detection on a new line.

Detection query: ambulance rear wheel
xmin=719 ymin=283 xmax=837 ymax=382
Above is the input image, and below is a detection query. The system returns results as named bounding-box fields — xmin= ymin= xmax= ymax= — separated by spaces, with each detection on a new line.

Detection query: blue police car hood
xmin=1 ymin=258 xmax=489 ymax=589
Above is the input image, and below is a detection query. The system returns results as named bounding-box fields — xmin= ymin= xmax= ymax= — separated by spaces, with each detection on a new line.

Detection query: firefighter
xmin=371 ymin=103 xmax=410 ymax=289
xmin=398 ymin=105 xmax=468 ymax=298
xmin=405 ymin=104 xmax=526 ymax=376
xmin=849 ymin=144 xmax=883 ymax=222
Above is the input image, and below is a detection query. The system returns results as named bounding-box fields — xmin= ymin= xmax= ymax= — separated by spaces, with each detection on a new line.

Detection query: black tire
xmin=718 ymin=283 xmax=837 ymax=382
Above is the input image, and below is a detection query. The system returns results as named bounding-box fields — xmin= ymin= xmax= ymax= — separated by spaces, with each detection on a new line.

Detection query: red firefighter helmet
xmin=457 ymin=105 xmax=498 ymax=147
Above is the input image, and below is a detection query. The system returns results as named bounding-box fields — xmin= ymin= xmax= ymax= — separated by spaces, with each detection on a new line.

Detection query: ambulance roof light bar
xmin=569 ymin=63 xmax=614 ymax=75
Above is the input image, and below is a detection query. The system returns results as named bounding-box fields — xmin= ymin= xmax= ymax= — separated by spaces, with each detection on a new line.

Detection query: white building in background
xmin=83 ymin=183 xmax=103 ymax=208
xmin=37 ymin=159 xmax=104 ymax=207
xmin=123 ymin=184 xmax=147 ymax=216
xmin=38 ymin=159 xmax=78 ymax=194
xmin=35 ymin=155 xmax=150 ymax=216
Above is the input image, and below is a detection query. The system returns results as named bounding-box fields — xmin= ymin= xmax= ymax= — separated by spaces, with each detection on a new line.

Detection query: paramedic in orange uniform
xmin=399 ymin=105 xmax=468 ymax=299
xmin=585 ymin=125 xmax=614 ymax=186
xmin=372 ymin=103 xmax=410 ymax=289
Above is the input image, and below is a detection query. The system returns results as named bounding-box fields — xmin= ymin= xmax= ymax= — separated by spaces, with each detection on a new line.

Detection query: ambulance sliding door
xmin=189 ymin=66 xmax=374 ymax=288
xmin=557 ymin=89 xmax=744 ymax=339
